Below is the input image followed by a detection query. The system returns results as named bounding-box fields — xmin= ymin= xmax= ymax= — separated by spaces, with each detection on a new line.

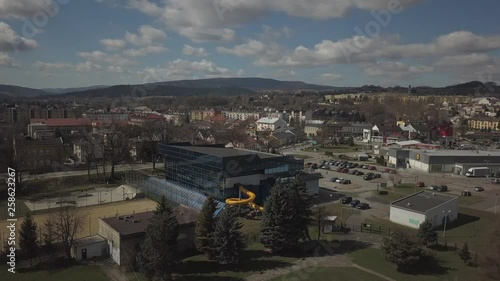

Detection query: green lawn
xmin=364 ymin=207 xmax=496 ymax=250
xmin=269 ymin=266 xmax=385 ymax=281
xmin=349 ymin=248 xmax=479 ymax=281
xmin=0 ymin=199 xmax=30 ymax=219
xmin=174 ymin=243 xmax=300 ymax=281
xmin=371 ymin=191 xmax=407 ymax=203
xmin=0 ymin=265 xmax=109 ymax=281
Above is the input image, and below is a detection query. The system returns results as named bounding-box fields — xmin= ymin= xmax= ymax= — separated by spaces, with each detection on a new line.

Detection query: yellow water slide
xmin=225 ymin=187 xmax=264 ymax=211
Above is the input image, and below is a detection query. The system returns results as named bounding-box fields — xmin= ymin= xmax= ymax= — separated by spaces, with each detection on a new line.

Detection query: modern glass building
xmin=158 ymin=143 xmax=305 ymax=201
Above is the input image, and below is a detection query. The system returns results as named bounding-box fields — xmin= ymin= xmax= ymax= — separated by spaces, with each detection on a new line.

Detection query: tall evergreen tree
xmin=417 ymin=220 xmax=437 ymax=248
xmin=459 ymin=242 xmax=472 ymax=265
xmin=137 ymin=200 xmax=179 ymax=281
xmin=195 ymin=195 xmax=218 ymax=255
xmin=289 ymin=176 xmax=311 ymax=241
xmin=19 ymin=212 xmax=38 ymax=266
xmin=382 ymin=232 xmax=428 ymax=272
xmin=260 ymin=182 xmax=302 ymax=253
xmin=211 ymin=207 xmax=244 ymax=265
xmin=347 ymin=136 xmax=355 ymax=146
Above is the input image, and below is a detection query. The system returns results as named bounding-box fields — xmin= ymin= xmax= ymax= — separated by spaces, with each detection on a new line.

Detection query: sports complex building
xmin=388 ymin=148 xmax=500 ymax=175
xmin=124 ymin=143 xmax=320 ymax=213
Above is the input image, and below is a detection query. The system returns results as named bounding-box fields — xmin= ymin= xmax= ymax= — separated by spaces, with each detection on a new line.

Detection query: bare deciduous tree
xmin=48 ymin=206 xmax=88 ymax=259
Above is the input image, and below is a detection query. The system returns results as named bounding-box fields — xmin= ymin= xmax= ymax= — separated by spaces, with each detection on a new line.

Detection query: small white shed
xmin=72 ymin=235 xmax=108 ymax=260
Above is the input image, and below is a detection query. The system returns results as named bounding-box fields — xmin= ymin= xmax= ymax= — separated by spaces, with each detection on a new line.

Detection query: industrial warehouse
xmin=388 ymin=148 xmax=500 ymax=175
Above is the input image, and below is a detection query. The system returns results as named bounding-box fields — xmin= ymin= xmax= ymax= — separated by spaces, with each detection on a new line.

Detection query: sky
xmin=0 ymin=0 xmax=499 ymax=89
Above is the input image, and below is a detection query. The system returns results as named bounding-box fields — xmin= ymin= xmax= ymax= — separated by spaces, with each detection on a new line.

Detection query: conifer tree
xmin=417 ymin=220 xmax=437 ymax=248
xmin=289 ymin=176 xmax=311 ymax=241
xmin=260 ymin=182 xmax=302 ymax=253
xmin=19 ymin=212 xmax=38 ymax=266
xmin=211 ymin=207 xmax=244 ymax=265
xmin=459 ymin=242 xmax=472 ymax=265
xmin=382 ymin=232 xmax=428 ymax=272
xmin=137 ymin=199 xmax=179 ymax=281
xmin=195 ymin=195 xmax=218 ymax=255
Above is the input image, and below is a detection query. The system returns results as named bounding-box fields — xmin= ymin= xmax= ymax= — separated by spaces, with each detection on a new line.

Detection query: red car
xmin=336 ymin=167 xmax=343 ymax=172
xmin=416 ymin=182 xmax=425 ymax=187
xmin=369 ymin=166 xmax=377 ymax=171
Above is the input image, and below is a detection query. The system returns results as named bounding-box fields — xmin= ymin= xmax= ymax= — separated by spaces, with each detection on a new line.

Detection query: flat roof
xmin=101 ymin=206 xmax=197 ymax=236
xmin=391 ymin=191 xmax=457 ymax=214
xmin=169 ymin=145 xmax=281 ymax=159
xmin=411 ymin=149 xmax=500 ymax=157
xmin=74 ymin=235 xmax=106 ymax=247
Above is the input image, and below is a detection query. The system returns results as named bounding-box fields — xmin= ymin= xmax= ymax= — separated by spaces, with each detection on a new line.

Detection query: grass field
xmin=269 ymin=266 xmax=386 ymax=281
xmin=0 ymin=198 xmax=159 ymax=246
xmin=349 ymin=247 xmax=480 ymax=281
xmin=364 ymin=207 xmax=496 ymax=250
xmin=0 ymin=265 xmax=109 ymax=281
xmin=174 ymin=243 xmax=300 ymax=281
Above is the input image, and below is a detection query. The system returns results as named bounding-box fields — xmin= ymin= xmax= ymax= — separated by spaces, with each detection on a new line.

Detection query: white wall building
xmin=222 ymin=111 xmax=262 ymax=121
xmin=72 ymin=235 xmax=108 ymax=260
xmin=256 ymin=117 xmax=288 ymax=132
xmin=390 ymin=191 xmax=459 ymax=229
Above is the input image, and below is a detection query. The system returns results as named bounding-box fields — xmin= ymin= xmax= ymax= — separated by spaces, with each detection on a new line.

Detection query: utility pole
xmin=442 ymin=210 xmax=451 ymax=238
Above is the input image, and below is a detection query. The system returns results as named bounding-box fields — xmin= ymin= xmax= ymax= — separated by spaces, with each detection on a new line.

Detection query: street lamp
xmin=442 ymin=210 xmax=451 ymax=238
xmin=495 ymin=194 xmax=498 ymax=215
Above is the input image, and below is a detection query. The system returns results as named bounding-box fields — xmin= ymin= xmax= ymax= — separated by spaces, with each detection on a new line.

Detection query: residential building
xmin=371 ymin=125 xmax=404 ymax=144
xmin=83 ymin=112 xmax=130 ymax=124
xmin=98 ymin=206 xmax=198 ymax=270
xmin=256 ymin=117 xmax=287 ymax=132
xmin=30 ymin=118 xmax=92 ymax=134
xmin=304 ymin=124 xmax=322 ymax=137
xmin=341 ymin=123 xmax=372 ymax=138
xmin=467 ymin=117 xmax=500 ymax=131
xmin=128 ymin=113 xmax=164 ymax=126
xmin=390 ymin=191 xmax=458 ymax=229
xmin=190 ymin=109 xmax=220 ymax=121
xmin=14 ymin=137 xmax=64 ymax=172
xmin=222 ymin=111 xmax=262 ymax=121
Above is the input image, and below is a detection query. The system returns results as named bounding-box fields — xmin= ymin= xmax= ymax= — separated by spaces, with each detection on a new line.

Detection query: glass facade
xmin=158 ymin=144 xmax=304 ymax=200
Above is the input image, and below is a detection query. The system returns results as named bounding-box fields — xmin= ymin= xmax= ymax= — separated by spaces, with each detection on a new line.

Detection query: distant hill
xmin=0 ymin=84 xmax=49 ymax=97
xmin=41 ymin=85 xmax=109 ymax=94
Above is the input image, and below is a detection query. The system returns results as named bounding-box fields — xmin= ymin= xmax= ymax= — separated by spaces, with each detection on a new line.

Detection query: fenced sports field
xmin=0 ymin=197 xmax=159 ymax=252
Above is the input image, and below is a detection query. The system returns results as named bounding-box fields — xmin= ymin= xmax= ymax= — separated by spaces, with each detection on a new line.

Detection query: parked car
xmin=437 ymin=185 xmax=448 ymax=192
xmin=373 ymin=174 xmax=381 ymax=178
xmin=429 ymin=185 xmax=439 ymax=191
xmin=321 ymin=165 xmax=329 ymax=169
xmin=362 ymin=165 xmax=369 ymax=169
xmin=356 ymin=203 xmax=370 ymax=210
xmin=330 ymin=177 xmax=339 ymax=182
xmin=341 ymin=168 xmax=349 ymax=173
xmin=341 ymin=179 xmax=351 ymax=184
xmin=363 ymin=174 xmax=373 ymax=180
xmin=461 ymin=190 xmax=472 ymax=197
xmin=474 ymin=186 xmax=484 ymax=192
xmin=311 ymin=164 xmax=318 ymax=169
xmin=335 ymin=178 xmax=344 ymax=183
xmin=416 ymin=181 xmax=425 ymax=187
xmin=384 ymin=168 xmax=392 ymax=173
xmin=369 ymin=166 xmax=377 ymax=170
xmin=352 ymin=163 xmax=359 ymax=168
xmin=350 ymin=200 xmax=360 ymax=207
xmin=336 ymin=167 xmax=343 ymax=172
xmin=340 ymin=196 xmax=352 ymax=204
xmin=355 ymin=171 xmax=364 ymax=176
xmin=349 ymin=170 xmax=358 ymax=175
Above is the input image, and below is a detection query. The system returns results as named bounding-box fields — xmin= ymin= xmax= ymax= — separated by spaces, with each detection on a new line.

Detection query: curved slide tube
xmin=225 ymin=187 xmax=264 ymax=211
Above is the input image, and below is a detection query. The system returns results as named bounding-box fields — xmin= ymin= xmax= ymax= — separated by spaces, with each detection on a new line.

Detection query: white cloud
xmin=122 ymin=0 xmax=424 ymax=42
xmin=320 ymin=73 xmax=343 ymax=81
xmin=259 ymin=25 xmax=294 ymax=41
xmin=182 ymin=44 xmax=208 ymax=57
xmin=217 ymin=40 xmax=265 ymax=57
xmin=0 ymin=52 xmax=20 ymax=67
xmin=123 ymin=45 xmax=167 ymax=57
xmin=434 ymin=53 xmax=495 ymax=67
xmin=125 ymin=25 xmax=167 ymax=46
xmin=0 ymin=0 xmax=54 ymax=19
xmin=100 ymin=39 xmax=127 ymax=51
xmin=77 ymin=50 xmax=134 ymax=67
xmin=0 ymin=22 xmax=38 ymax=52
xmin=107 ymin=65 xmax=125 ymax=73
xmin=76 ymin=61 xmax=102 ymax=72
xmin=34 ymin=61 xmax=72 ymax=72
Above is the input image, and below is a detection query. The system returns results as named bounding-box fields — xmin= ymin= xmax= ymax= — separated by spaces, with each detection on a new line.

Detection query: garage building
xmin=390 ymin=191 xmax=459 ymax=229
xmin=388 ymin=148 xmax=500 ymax=174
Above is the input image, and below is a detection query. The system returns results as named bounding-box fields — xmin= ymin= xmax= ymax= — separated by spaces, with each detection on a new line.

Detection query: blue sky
xmin=0 ymin=0 xmax=499 ymax=88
